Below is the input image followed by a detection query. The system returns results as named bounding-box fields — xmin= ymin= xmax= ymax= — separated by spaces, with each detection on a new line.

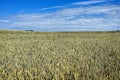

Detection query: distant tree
xmin=25 ymin=30 xmax=34 ymax=32
xmin=116 ymin=30 xmax=120 ymax=32
xmin=30 ymin=30 xmax=34 ymax=32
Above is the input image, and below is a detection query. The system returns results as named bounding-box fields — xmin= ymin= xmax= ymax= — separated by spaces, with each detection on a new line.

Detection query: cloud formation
xmin=0 ymin=20 xmax=10 ymax=23
xmin=0 ymin=0 xmax=120 ymax=31
xmin=72 ymin=0 xmax=107 ymax=5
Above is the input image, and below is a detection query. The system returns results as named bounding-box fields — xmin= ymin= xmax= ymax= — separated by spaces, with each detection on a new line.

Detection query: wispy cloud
xmin=0 ymin=20 xmax=10 ymax=23
xmin=72 ymin=0 xmax=107 ymax=5
xmin=0 ymin=0 xmax=120 ymax=31
xmin=40 ymin=5 xmax=64 ymax=11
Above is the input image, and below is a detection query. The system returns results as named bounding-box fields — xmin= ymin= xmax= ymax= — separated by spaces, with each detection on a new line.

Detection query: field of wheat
xmin=0 ymin=30 xmax=120 ymax=80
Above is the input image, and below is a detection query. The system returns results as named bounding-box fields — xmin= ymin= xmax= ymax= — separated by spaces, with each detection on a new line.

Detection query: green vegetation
xmin=0 ymin=30 xmax=120 ymax=80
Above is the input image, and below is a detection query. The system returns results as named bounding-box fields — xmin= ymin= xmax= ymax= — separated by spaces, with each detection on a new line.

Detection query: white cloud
xmin=72 ymin=0 xmax=107 ymax=5
xmin=0 ymin=20 xmax=10 ymax=23
xmin=0 ymin=0 xmax=120 ymax=31
xmin=40 ymin=5 xmax=64 ymax=11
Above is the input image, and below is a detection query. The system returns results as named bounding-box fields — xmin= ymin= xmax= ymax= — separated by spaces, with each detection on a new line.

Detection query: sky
xmin=0 ymin=0 xmax=120 ymax=31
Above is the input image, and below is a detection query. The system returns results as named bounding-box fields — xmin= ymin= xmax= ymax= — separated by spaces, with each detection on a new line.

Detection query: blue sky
xmin=0 ymin=0 xmax=120 ymax=31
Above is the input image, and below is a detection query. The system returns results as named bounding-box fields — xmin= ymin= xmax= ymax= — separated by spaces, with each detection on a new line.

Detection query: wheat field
xmin=0 ymin=30 xmax=120 ymax=80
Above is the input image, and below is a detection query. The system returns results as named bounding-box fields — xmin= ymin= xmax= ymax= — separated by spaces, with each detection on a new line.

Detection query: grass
xmin=0 ymin=30 xmax=120 ymax=80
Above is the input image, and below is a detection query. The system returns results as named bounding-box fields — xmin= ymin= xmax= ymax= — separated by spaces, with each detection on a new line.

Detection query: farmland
xmin=0 ymin=30 xmax=120 ymax=80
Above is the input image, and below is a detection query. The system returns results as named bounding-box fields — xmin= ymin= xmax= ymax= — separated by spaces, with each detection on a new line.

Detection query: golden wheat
xmin=0 ymin=30 xmax=120 ymax=80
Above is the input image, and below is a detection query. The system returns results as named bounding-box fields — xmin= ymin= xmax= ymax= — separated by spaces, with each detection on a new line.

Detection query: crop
xmin=0 ymin=30 xmax=120 ymax=80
